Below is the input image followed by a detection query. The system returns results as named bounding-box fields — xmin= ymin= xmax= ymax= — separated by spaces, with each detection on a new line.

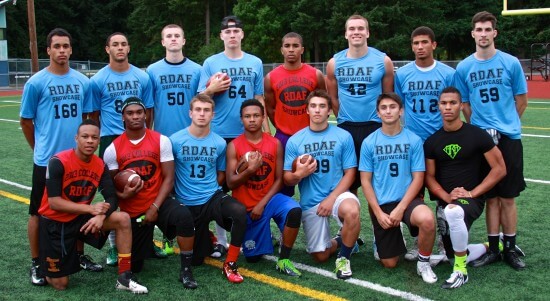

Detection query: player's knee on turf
xmin=380 ymin=257 xmax=399 ymax=268
xmin=311 ymin=251 xmax=331 ymax=263
xmin=48 ymin=276 xmax=69 ymax=290
xmin=285 ymin=207 xmax=302 ymax=228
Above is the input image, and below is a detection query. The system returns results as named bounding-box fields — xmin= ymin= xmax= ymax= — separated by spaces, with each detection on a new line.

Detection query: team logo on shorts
xmin=244 ymin=239 xmax=256 ymax=251
xmin=443 ymin=144 xmax=461 ymax=159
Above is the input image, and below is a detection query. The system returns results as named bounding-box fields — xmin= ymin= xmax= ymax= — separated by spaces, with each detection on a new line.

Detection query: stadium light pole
xmin=27 ymin=0 xmax=38 ymax=73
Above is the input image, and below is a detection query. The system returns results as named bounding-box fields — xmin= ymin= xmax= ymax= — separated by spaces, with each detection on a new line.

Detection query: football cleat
xmin=441 ymin=271 xmax=468 ymax=289
xmin=222 ymin=261 xmax=244 ymax=283
xmin=417 ymin=261 xmax=438 ymax=284
xmin=30 ymin=264 xmax=46 ymax=286
xmin=115 ymin=271 xmax=148 ymax=294
xmin=276 ymin=259 xmax=301 ymax=277
xmin=179 ymin=267 xmax=198 ymax=289
xmin=469 ymin=250 xmax=501 ymax=267
xmin=163 ymin=238 xmax=175 ymax=255
xmin=80 ymin=254 xmax=103 ymax=272
xmin=210 ymin=243 xmax=228 ymax=258
xmin=152 ymin=243 xmax=167 ymax=259
xmin=106 ymin=246 xmax=118 ymax=266
xmin=334 ymin=257 xmax=352 ymax=280
xmin=503 ymin=251 xmax=526 ymax=270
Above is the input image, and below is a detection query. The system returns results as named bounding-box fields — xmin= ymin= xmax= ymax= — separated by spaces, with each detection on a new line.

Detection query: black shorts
xmin=438 ymin=198 xmax=484 ymax=231
xmin=369 ymin=198 xmax=426 ymax=260
xmin=99 ymin=135 xmax=119 ymax=159
xmin=29 ymin=164 xmax=47 ymax=215
xmin=39 ymin=215 xmax=109 ymax=278
xmin=187 ymin=191 xmax=245 ymax=260
xmin=485 ymin=136 xmax=526 ymax=198
xmin=338 ymin=121 xmax=381 ymax=191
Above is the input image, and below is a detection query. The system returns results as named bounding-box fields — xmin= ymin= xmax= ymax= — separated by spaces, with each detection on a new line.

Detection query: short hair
xmin=77 ymin=119 xmax=99 ymax=134
xmin=161 ymin=24 xmax=184 ymax=39
xmin=282 ymin=32 xmax=303 ymax=45
xmin=190 ymin=94 xmax=215 ymax=110
xmin=411 ymin=26 xmax=435 ymax=42
xmin=106 ymin=32 xmax=128 ymax=47
xmin=305 ymin=90 xmax=332 ymax=109
xmin=240 ymin=99 xmax=265 ymax=116
xmin=47 ymin=28 xmax=72 ymax=47
xmin=440 ymin=86 xmax=462 ymax=101
xmin=345 ymin=14 xmax=369 ymax=31
xmin=376 ymin=92 xmax=403 ymax=110
xmin=471 ymin=11 xmax=497 ymax=29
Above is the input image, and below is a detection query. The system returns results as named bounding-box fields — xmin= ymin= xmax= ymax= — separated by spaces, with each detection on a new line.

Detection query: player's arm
xmin=225 ymin=142 xmax=261 ymax=189
xmin=98 ymin=163 xmax=119 ymax=217
xmin=462 ymin=102 xmax=471 ymax=123
xmin=20 ymin=118 xmax=35 ymax=150
xmin=425 ymin=158 xmax=452 ymax=204
xmin=382 ymin=56 xmax=395 ymax=93
xmin=458 ymin=146 xmax=506 ymax=199
xmin=316 ymin=69 xmax=327 ymax=91
xmin=515 ymin=93 xmax=528 ymax=118
xmin=360 ymin=171 xmax=392 ymax=229
xmin=264 ymin=73 xmax=277 ymax=129
xmin=317 ymin=167 xmax=356 ymax=217
xmin=325 ymin=58 xmax=339 ymax=117
xmin=389 ymin=171 xmax=424 ymax=226
xmin=145 ymin=108 xmax=153 ymax=129
xmin=255 ymin=94 xmax=271 ymax=134
xmin=251 ymin=141 xmax=285 ymax=220
xmin=283 ymin=156 xmax=317 ymax=186
xmin=144 ymin=159 xmax=174 ymax=224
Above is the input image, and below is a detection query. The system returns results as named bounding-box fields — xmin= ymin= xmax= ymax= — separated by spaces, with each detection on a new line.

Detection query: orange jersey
xmin=269 ymin=64 xmax=319 ymax=135
xmin=231 ymin=133 xmax=278 ymax=211
xmin=113 ymin=129 xmax=162 ymax=218
xmin=39 ymin=149 xmax=105 ymax=222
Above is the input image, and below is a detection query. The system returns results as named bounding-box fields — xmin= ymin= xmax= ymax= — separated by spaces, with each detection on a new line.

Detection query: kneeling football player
xmin=38 ymin=120 xmax=148 ymax=293
xmin=227 ymin=99 xmax=302 ymax=276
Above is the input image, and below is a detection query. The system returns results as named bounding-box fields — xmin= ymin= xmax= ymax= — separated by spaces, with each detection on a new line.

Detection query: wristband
xmin=151 ymin=203 xmax=160 ymax=212
xmin=468 ymin=191 xmax=473 ymax=198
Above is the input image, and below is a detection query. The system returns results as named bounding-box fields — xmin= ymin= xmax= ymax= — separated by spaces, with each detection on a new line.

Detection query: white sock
xmin=109 ymin=231 xmax=116 ymax=248
xmin=466 ymin=243 xmax=486 ymax=263
xmin=444 ymin=205 xmax=468 ymax=252
xmin=215 ymin=223 xmax=228 ymax=246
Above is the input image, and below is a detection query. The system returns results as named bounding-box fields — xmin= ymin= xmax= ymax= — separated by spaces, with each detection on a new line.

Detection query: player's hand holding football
xmin=119 ymin=178 xmax=144 ymax=199
xmin=295 ymin=156 xmax=317 ymax=179
xmin=245 ymin=152 xmax=263 ymax=174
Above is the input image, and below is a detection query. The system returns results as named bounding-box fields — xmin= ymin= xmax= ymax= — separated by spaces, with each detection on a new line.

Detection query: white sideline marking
xmin=0 ymin=100 xmax=21 ymax=104
xmin=264 ymin=255 xmax=433 ymax=301
xmin=0 ymin=118 xmax=19 ymax=123
xmin=523 ymin=134 xmax=550 ymax=138
xmin=525 ymin=178 xmax=550 ymax=185
xmin=0 ymin=178 xmax=31 ymax=190
xmin=529 ymin=101 xmax=550 ymax=104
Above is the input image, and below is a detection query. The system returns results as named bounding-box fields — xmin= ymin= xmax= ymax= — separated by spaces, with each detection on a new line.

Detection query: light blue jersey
xmin=333 ymin=47 xmax=386 ymax=124
xmin=20 ymin=68 xmax=92 ymax=166
xmin=359 ymin=128 xmax=424 ymax=205
xmin=395 ymin=61 xmax=455 ymax=141
xmin=91 ymin=65 xmax=153 ymax=137
xmin=170 ymin=128 xmax=226 ymax=206
xmin=284 ymin=125 xmax=357 ymax=210
xmin=455 ymin=50 xmax=527 ymax=139
xmin=198 ymin=52 xmax=263 ymax=138
xmin=147 ymin=58 xmax=201 ymax=136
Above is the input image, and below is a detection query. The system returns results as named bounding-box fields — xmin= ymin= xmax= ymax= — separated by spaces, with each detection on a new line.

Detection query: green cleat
xmin=163 ymin=238 xmax=175 ymax=255
xmin=153 ymin=243 xmax=168 ymax=259
xmin=276 ymin=259 xmax=301 ymax=277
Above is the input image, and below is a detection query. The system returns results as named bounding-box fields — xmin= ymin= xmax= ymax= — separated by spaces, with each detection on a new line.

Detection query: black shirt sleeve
xmin=99 ymin=163 xmax=119 ymax=217
xmin=45 ymin=157 xmax=64 ymax=198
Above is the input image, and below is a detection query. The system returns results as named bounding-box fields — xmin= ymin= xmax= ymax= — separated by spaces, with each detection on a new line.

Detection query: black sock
xmin=334 ymin=236 xmax=343 ymax=248
xmin=503 ymin=234 xmax=516 ymax=253
xmin=280 ymin=245 xmax=292 ymax=260
xmin=488 ymin=235 xmax=500 ymax=253
xmin=32 ymin=257 xmax=39 ymax=265
xmin=180 ymin=251 xmax=193 ymax=270
xmin=77 ymin=251 xmax=84 ymax=257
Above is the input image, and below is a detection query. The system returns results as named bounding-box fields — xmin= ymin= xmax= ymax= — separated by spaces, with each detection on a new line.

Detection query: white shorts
xmin=302 ymin=192 xmax=360 ymax=253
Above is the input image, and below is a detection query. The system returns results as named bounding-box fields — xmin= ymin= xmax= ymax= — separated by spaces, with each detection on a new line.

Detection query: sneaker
xmin=106 ymin=246 xmax=118 ymax=267
xmin=80 ymin=254 xmax=104 ymax=272
xmin=276 ymin=259 xmax=301 ymax=277
xmin=179 ymin=267 xmax=198 ymax=289
xmin=222 ymin=261 xmax=244 ymax=283
xmin=417 ymin=261 xmax=438 ymax=284
xmin=115 ymin=271 xmax=148 ymax=294
xmin=469 ymin=250 xmax=501 ymax=268
xmin=30 ymin=264 xmax=46 ymax=286
xmin=441 ymin=271 xmax=468 ymax=289
xmin=404 ymin=238 xmax=419 ymax=261
xmin=503 ymin=251 xmax=526 ymax=270
xmin=153 ymin=243 xmax=167 ymax=259
xmin=211 ymin=243 xmax=228 ymax=258
xmin=163 ymin=238 xmax=175 ymax=255
xmin=334 ymin=257 xmax=352 ymax=280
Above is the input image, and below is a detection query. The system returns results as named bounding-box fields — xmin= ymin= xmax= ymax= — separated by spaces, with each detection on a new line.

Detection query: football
xmin=292 ymin=154 xmax=313 ymax=172
xmin=113 ymin=169 xmax=141 ymax=192
xmin=205 ymin=73 xmax=230 ymax=96
xmin=236 ymin=151 xmax=260 ymax=174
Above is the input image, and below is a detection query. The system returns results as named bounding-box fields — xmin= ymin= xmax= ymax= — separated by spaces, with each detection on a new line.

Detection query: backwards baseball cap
xmin=221 ymin=15 xmax=243 ymax=30
xmin=121 ymin=97 xmax=146 ymax=113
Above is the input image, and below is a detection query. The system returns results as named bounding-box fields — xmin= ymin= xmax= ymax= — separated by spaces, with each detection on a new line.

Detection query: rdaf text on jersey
xmin=406 ymin=80 xmax=443 ymax=97
xmin=107 ymin=80 xmax=142 ymax=98
xmin=469 ymin=68 xmax=504 ymax=88
xmin=48 ymin=84 xmax=82 ymax=101
xmin=336 ymin=66 xmax=374 ymax=83
xmin=375 ymin=143 xmax=410 ymax=160
xmin=221 ymin=67 xmax=253 ymax=82
xmin=180 ymin=145 xmax=217 ymax=163
xmin=159 ymin=74 xmax=193 ymax=90
xmin=303 ymin=141 xmax=336 ymax=157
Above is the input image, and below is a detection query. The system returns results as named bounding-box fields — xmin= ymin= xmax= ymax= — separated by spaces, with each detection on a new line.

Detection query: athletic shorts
xmin=369 ymin=198 xmax=425 ymax=259
xmin=29 ymin=164 xmax=47 ymax=215
xmin=302 ymin=192 xmax=360 ymax=253
xmin=99 ymin=135 xmax=119 ymax=159
xmin=338 ymin=121 xmax=381 ymax=191
xmin=242 ymin=193 xmax=300 ymax=257
xmin=187 ymin=191 xmax=246 ymax=260
xmin=274 ymin=130 xmax=296 ymax=196
xmin=39 ymin=215 xmax=109 ymax=278
xmin=438 ymin=198 xmax=484 ymax=231
xmin=485 ymin=136 xmax=526 ymax=198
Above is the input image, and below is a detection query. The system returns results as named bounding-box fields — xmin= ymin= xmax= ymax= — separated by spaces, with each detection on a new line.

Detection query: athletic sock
xmin=339 ymin=243 xmax=353 ymax=259
xmin=503 ymin=234 xmax=516 ymax=252
xmin=488 ymin=234 xmax=500 ymax=253
xmin=453 ymin=254 xmax=468 ymax=274
xmin=118 ymin=253 xmax=131 ymax=274
xmin=280 ymin=245 xmax=291 ymax=260
xmin=334 ymin=236 xmax=343 ymax=248
xmin=225 ymin=244 xmax=241 ymax=263
xmin=418 ymin=252 xmax=430 ymax=263
xmin=180 ymin=250 xmax=193 ymax=269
